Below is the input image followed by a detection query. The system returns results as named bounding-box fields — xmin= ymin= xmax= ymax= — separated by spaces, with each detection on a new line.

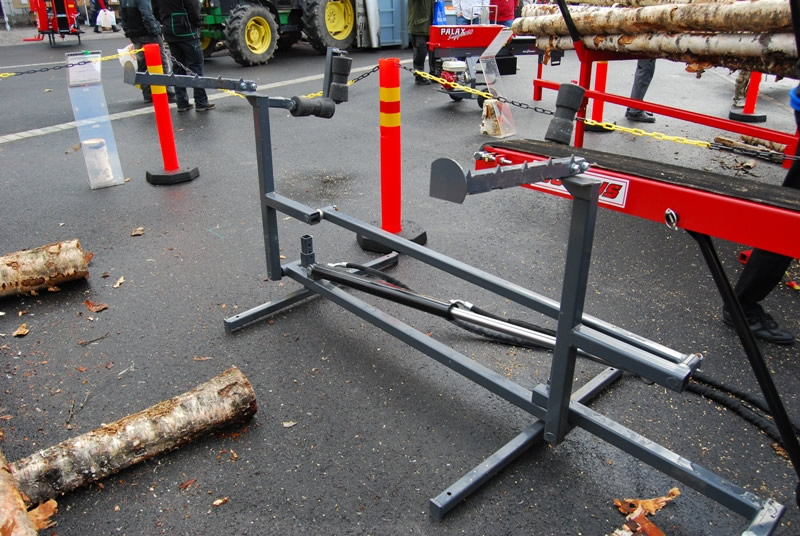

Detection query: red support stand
xmin=142 ymin=43 xmax=199 ymax=185
xmin=584 ymin=61 xmax=613 ymax=133
xmin=357 ymin=58 xmax=427 ymax=253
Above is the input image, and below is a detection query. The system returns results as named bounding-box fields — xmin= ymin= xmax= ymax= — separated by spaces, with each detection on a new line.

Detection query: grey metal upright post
xmin=247 ymin=94 xmax=283 ymax=281
xmin=544 ymin=176 xmax=601 ymax=444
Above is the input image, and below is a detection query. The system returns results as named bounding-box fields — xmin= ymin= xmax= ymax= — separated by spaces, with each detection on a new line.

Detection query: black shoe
xmin=93 ymin=27 xmax=101 ymax=33
xmin=177 ymin=104 xmax=193 ymax=113
xmin=168 ymin=94 xmax=177 ymax=104
xmin=722 ymin=308 xmax=795 ymax=345
xmin=112 ymin=27 xmax=120 ymax=32
xmin=196 ymin=103 xmax=216 ymax=112
xmin=415 ymin=77 xmax=431 ymax=86
xmin=625 ymin=109 xmax=656 ymax=123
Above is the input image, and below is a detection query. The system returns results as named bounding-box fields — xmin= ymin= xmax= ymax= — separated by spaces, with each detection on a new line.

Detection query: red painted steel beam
xmin=478 ymin=145 xmax=800 ymax=259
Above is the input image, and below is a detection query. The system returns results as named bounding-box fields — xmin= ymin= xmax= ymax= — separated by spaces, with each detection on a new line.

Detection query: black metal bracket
xmin=123 ymin=62 xmax=259 ymax=92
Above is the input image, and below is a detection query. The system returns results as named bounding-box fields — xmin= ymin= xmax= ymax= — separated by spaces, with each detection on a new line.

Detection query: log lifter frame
xmin=225 ymin=93 xmax=784 ymax=534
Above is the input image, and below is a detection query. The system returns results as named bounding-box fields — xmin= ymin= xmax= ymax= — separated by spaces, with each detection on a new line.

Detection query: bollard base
xmin=146 ymin=166 xmax=200 ymax=185
xmin=357 ymin=220 xmax=428 ymax=253
xmin=584 ymin=121 xmax=614 ymax=133
xmin=728 ymin=108 xmax=767 ymax=123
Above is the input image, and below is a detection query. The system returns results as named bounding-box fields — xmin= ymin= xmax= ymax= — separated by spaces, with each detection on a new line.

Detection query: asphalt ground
xmin=1 ymin=25 xmax=799 ymax=535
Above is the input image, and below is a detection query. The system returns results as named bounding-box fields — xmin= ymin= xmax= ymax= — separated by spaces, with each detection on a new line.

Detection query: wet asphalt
xmin=1 ymin=23 xmax=799 ymax=535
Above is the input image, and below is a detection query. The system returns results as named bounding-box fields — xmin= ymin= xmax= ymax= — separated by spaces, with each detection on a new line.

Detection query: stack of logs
xmin=513 ymin=0 xmax=797 ymax=78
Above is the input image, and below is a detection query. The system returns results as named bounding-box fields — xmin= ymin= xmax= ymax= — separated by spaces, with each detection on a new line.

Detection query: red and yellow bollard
xmin=379 ymin=57 xmax=403 ymax=234
xmin=143 ymin=43 xmax=198 ymax=185
xmin=357 ymin=58 xmax=427 ymax=252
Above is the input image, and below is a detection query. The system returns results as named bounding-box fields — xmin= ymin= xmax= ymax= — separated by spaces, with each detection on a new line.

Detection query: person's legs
xmin=626 ymin=59 xmax=656 ymax=123
xmin=411 ymin=33 xmax=431 ymax=84
xmin=185 ymin=39 xmax=213 ymax=109
xmin=168 ymin=41 xmax=191 ymax=110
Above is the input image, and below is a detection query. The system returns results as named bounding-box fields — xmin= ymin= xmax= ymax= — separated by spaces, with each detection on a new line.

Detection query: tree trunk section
xmin=0 ymin=239 xmax=93 ymax=298
xmin=566 ymin=0 xmax=736 ymax=6
xmin=10 ymin=367 xmax=257 ymax=507
xmin=534 ymin=33 xmax=797 ymax=78
xmin=517 ymin=2 xmax=791 ymax=37
xmin=0 ymin=447 xmax=37 ymax=536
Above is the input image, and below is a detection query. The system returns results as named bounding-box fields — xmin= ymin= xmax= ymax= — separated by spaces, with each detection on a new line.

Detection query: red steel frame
xmin=477 ymin=144 xmax=800 ymax=259
xmin=533 ymin=43 xmax=799 ymax=167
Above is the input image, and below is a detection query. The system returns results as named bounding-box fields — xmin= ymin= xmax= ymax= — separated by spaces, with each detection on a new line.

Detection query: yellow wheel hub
xmin=245 ymin=16 xmax=272 ymax=55
xmin=324 ymin=0 xmax=354 ymax=40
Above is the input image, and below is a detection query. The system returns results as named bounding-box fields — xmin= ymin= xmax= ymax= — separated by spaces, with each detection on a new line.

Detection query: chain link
xmin=708 ymin=142 xmax=800 ymax=162
xmin=302 ymin=65 xmax=379 ymax=99
xmin=1 ymin=48 xmax=143 ymax=79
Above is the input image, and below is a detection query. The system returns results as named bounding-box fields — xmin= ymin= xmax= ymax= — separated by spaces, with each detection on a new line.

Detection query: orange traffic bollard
xmin=143 ymin=43 xmax=199 ymax=185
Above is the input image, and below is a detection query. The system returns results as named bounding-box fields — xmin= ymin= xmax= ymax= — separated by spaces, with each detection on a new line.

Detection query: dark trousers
xmin=410 ymin=33 xmax=432 ymax=75
xmin=733 ymin=157 xmax=800 ymax=313
xmin=167 ymin=39 xmax=208 ymax=107
xmin=131 ymin=35 xmax=174 ymax=100
xmin=630 ymin=59 xmax=655 ymax=101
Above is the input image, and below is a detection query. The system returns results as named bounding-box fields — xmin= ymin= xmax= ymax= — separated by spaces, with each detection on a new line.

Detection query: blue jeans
xmin=456 ymin=16 xmax=479 ymax=25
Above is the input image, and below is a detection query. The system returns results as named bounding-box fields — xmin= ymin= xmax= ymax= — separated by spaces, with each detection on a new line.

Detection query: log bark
xmin=534 ymin=33 xmax=797 ymax=77
xmin=0 ymin=239 xmax=93 ymax=298
xmin=517 ymin=2 xmax=791 ymax=37
xmin=10 ymin=367 xmax=257 ymax=506
xmin=0 ymin=448 xmax=37 ymax=536
xmin=567 ymin=0 xmax=736 ymax=6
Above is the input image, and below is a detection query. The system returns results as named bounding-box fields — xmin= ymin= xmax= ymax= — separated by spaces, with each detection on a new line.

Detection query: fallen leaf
xmin=212 ymin=497 xmax=229 ymax=507
xmin=85 ymin=300 xmax=108 ymax=313
xmin=193 ymin=356 xmax=213 ymax=361
xmin=113 ymin=277 xmax=125 ymax=288
xmin=30 ymin=290 xmax=38 ymax=296
xmin=124 ymin=177 xmax=131 ymax=182
xmin=105 ymin=362 xmax=113 ymax=369
xmin=47 ymin=286 xmax=60 ymax=292
xmin=13 ymin=324 xmax=29 ymax=337
xmin=101 ymin=272 xmax=110 ymax=278
xmin=282 ymin=421 xmax=297 ymax=428
xmin=131 ymin=227 xmax=145 ymax=236
xmin=76 ymin=366 xmax=88 ymax=372
xmin=0 ymin=415 xmax=12 ymax=421
xmin=229 ymin=449 xmax=238 ymax=461
xmin=28 ymin=499 xmax=58 ymax=530
xmin=179 ymin=478 xmax=197 ymax=490
xmin=18 ymin=310 xmax=28 ymax=317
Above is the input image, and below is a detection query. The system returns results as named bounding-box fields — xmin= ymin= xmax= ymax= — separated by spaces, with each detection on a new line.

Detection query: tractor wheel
xmin=224 ymin=4 xmax=279 ymax=66
xmin=201 ymin=36 xmax=218 ymax=58
xmin=302 ymin=0 xmax=356 ymax=54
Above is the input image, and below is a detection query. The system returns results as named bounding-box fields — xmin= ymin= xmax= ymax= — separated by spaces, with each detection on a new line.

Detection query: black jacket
xmin=120 ymin=0 xmax=162 ymax=39
xmin=154 ymin=0 xmax=202 ymax=42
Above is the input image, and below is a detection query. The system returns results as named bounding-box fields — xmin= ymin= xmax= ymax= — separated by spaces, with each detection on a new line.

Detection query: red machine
xmin=26 ymin=0 xmax=83 ymax=46
xmin=427 ymin=25 xmax=545 ymax=106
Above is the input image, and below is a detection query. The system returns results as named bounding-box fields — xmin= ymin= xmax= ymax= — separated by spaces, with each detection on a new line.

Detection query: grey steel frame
xmin=225 ymin=93 xmax=784 ymax=535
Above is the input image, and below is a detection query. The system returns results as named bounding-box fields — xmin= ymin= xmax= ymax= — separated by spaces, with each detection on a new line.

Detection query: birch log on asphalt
xmin=0 ymin=239 xmax=93 ymax=298
xmin=0 ymin=448 xmax=37 ymax=536
xmin=516 ymin=1 xmax=791 ymax=37
xmin=10 ymin=366 xmax=257 ymax=507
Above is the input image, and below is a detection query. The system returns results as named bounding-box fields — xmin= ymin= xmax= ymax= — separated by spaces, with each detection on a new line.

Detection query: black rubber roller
xmin=545 ymin=83 xmax=586 ymax=145
xmin=290 ymin=96 xmax=336 ymax=118
xmin=329 ymin=55 xmax=353 ymax=103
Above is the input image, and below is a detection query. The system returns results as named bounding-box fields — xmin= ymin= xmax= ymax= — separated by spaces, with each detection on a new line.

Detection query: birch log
xmin=0 ymin=448 xmax=37 ymax=536
xmin=0 ymin=239 xmax=93 ymax=298
xmin=535 ymin=33 xmax=797 ymax=77
xmin=10 ymin=366 xmax=257 ymax=506
xmin=516 ymin=2 xmax=792 ymax=37
xmin=566 ymin=0 xmax=737 ymax=6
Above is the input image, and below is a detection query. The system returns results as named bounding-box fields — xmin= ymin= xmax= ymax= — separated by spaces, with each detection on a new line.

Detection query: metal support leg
xmin=545 ymin=177 xmax=601 ymax=444
xmin=689 ymin=231 xmax=800 ymax=505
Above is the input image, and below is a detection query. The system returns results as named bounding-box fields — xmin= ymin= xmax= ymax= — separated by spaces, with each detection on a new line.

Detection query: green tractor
xmin=200 ymin=0 xmax=356 ymax=66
